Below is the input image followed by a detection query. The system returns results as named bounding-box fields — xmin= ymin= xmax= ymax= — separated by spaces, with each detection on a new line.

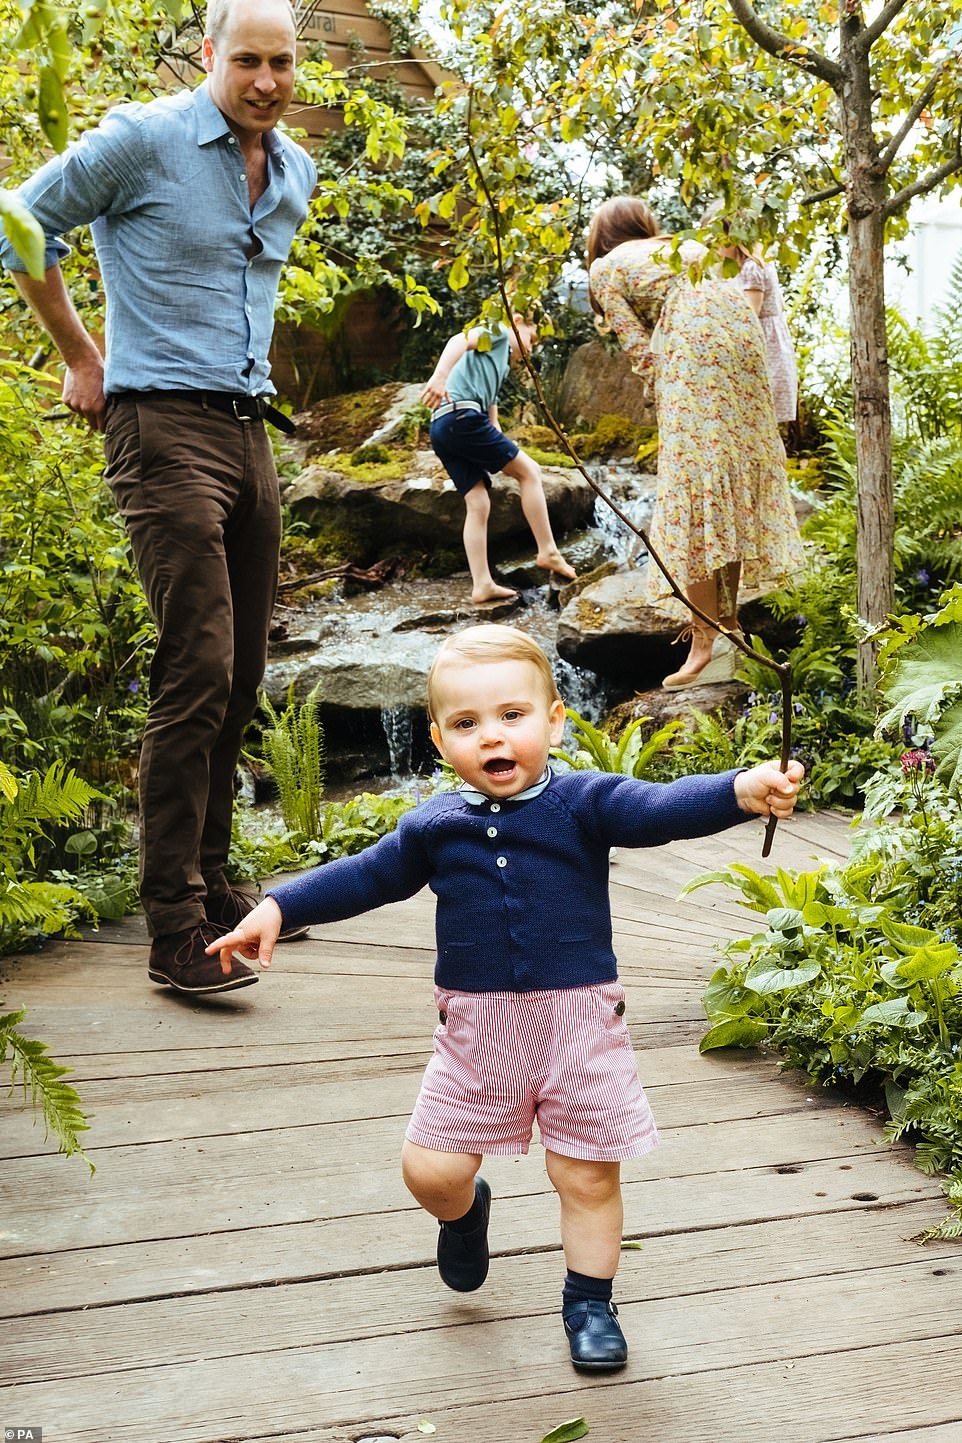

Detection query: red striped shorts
xmin=405 ymin=982 xmax=659 ymax=1162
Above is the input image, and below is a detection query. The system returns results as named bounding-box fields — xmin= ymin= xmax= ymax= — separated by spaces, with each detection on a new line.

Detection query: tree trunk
xmin=840 ymin=21 xmax=894 ymax=698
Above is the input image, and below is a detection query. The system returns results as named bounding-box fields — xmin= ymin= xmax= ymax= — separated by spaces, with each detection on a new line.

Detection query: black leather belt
xmin=111 ymin=390 xmax=297 ymax=435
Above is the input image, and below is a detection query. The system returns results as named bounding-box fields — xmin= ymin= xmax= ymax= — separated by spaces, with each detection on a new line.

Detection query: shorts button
xmin=614 ymin=1000 xmax=626 ymax=1016
xmin=438 ymin=1009 xmax=447 ymax=1023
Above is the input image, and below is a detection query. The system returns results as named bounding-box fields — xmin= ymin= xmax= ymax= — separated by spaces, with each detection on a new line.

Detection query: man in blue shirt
xmin=0 ymin=0 xmax=317 ymax=995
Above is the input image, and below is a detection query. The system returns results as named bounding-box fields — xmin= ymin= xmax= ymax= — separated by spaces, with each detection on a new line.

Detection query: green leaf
xmin=766 ymin=907 xmax=807 ymax=935
xmin=448 ymin=253 xmax=469 ymax=291
xmin=744 ymin=958 xmax=821 ymax=994
xmin=802 ymin=900 xmax=858 ymax=930
xmin=895 ymin=944 xmax=960 ymax=983
xmin=858 ymin=997 xmax=926 ymax=1028
xmin=541 ymin=1419 xmax=589 ymax=1443
xmin=0 ymin=192 xmax=46 ymax=280
xmin=38 ymin=64 xmax=68 ymax=152
xmin=877 ymin=916 xmax=942 ymax=952
xmin=699 ymin=1018 xmax=769 ymax=1052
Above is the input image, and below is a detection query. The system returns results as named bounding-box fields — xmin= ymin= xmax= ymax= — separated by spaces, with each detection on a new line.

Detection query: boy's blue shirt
xmin=269 ymin=768 xmax=749 ymax=993
xmin=446 ymin=325 xmax=511 ymax=411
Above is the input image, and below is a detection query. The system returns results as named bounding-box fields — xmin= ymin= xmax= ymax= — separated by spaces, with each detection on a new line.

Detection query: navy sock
xmin=563 ymin=1269 xmax=614 ymax=1308
xmin=445 ymin=1183 xmax=485 ymax=1234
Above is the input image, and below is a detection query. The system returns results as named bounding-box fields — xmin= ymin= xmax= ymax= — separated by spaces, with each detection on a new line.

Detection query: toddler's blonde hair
xmin=427 ymin=625 xmax=561 ymax=720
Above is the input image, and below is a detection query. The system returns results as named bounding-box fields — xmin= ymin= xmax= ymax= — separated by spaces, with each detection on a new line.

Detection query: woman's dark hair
xmin=586 ymin=197 xmax=663 ymax=268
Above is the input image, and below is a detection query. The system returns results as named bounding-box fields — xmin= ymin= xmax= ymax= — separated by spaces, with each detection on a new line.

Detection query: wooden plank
xmin=2 ymin=1265 xmax=960 ymax=1441
xmin=6 ymin=1203 xmax=955 ymax=1383
xmin=0 ymin=1160 xmax=934 ymax=1321
xmin=0 ymin=1059 xmax=819 ymax=1155
xmin=0 ymin=1106 xmax=899 ymax=1256
xmin=225 ymin=1336 xmax=962 ymax=1443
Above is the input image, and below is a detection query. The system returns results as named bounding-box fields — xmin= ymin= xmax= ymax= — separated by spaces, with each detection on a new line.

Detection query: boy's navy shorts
xmin=430 ymin=409 xmax=520 ymax=496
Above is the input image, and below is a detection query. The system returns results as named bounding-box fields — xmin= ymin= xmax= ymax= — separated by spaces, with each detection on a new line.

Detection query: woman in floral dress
xmin=587 ymin=197 xmax=805 ymax=690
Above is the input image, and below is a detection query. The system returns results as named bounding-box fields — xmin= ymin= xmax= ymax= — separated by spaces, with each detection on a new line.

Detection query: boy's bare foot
xmin=471 ymin=583 xmax=519 ymax=605
xmin=536 ymin=550 xmax=577 ymax=584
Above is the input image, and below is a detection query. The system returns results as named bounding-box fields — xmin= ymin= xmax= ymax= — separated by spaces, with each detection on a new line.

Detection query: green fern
xmin=258 ymin=684 xmax=326 ymax=840
xmin=0 ymin=761 xmax=102 ymax=952
xmin=1 ymin=1007 xmax=94 ymax=1173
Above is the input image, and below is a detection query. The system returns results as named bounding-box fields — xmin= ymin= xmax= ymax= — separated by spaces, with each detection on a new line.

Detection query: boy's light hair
xmin=427 ymin=624 xmax=561 ymax=720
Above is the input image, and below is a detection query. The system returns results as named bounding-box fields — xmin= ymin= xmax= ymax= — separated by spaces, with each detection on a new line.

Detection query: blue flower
xmin=915 ymin=568 xmax=930 ymax=586
xmin=129 ymin=680 xmax=139 ymax=693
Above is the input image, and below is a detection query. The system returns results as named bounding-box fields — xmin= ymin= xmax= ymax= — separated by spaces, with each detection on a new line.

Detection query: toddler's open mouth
xmin=483 ymin=758 xmax=515 ymax=775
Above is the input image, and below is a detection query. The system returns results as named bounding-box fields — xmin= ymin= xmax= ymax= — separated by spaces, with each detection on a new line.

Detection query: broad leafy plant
xmin=552 ymin=708 xmax=684 ymax=778
xmin=688 ymin=709 xmax=962 ymax=1237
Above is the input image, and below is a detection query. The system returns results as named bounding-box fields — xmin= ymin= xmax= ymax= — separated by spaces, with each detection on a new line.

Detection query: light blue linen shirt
xmin=0 ymin=83 xmax=317 ymax=396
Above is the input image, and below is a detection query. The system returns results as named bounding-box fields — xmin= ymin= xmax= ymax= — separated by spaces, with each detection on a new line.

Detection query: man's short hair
xmin=206 ymin=0 xmax=297 ymax=45
xmin=427 ymin=624 xmax=562 ymax=720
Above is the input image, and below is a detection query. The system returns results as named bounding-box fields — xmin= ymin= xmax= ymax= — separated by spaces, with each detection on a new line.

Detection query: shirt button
xmin=486 ymin=826 xmax=498 ymax=838
xmin=497 ymin=856 xmax=507 ymax=868
xmin=490 ymin=803 xmax=501 ymax=813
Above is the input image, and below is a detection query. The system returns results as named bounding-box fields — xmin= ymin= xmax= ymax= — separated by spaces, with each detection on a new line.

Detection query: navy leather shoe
xmin=563 ymin=1298 xmax=628 ymax=1371
xmin=437 ymin=1177 xmax=491 ymax=1292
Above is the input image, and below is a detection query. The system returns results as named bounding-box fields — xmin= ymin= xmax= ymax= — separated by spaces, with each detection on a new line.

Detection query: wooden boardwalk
xmin=2 ymin=809 xmax=961 ymax=1443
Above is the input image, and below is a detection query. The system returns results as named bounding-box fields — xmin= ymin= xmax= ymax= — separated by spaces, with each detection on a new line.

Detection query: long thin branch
xmin=463 ymin=91 xmax=792 ymax=857
xmin=858 ymin=0 xmax=913 ymax=53
xmin=726 ymin=0 xmax=842 ymax=87
xmin=883 ymin=147 xmax=962 ymax=220
xmin=878 ymin=62 xmax=950 ymax=174
xmin=801 ymin=180 xmax=846 ymax=206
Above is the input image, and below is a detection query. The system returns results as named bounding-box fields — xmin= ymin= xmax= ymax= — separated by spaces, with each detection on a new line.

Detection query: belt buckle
xmin=232 ymin=396 xmax=260 ymax=423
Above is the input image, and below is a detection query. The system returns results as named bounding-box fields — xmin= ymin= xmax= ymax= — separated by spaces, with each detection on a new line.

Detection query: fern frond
xmin=1 ymin=1011 xmax=94 ymax=1172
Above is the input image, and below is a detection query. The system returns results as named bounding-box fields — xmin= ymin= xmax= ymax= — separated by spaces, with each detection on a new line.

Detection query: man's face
xmin=203 ymin=0 xmax=297 ymax=144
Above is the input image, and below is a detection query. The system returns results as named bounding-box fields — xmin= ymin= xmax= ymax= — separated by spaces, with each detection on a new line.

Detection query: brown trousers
xmin=104 ymin=395 xmax=281 ymax=937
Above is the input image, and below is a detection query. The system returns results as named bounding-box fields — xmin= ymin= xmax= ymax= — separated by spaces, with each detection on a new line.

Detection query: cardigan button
xmin=496 ymin=855 xmax=507 ymax=868
xmin=486 ymin=826 xmax=498 ymax=838
xmin=490 ymin=802 xmax=501 ymax=812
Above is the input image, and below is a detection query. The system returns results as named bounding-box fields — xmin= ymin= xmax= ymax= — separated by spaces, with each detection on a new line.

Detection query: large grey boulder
xmin=283 ymin=449 xmax=594 ymax=555
xmin=556 ymin=566 xmax=796 ymax=690
xmin=555 ymin=341 xmax=655 ymax=428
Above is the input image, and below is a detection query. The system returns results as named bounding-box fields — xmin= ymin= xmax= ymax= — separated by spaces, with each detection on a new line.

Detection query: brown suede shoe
xmin=148 ymin=922 xmax=258 ymax=994
xmin=205 ymin=884 xmax=309 ymax=942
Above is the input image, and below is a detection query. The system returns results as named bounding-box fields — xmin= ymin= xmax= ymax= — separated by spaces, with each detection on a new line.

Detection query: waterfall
xmin=555 ymin=658 xmax=608 ymax=728
xmin=380 ymin=705 xmax=413 ymax=777
xmin=588 ymin=461 xmax=655 ymax=565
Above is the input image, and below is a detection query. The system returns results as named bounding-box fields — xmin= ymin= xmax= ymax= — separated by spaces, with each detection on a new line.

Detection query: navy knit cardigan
xmin=269 ymin=768 xmax=749 ymax=993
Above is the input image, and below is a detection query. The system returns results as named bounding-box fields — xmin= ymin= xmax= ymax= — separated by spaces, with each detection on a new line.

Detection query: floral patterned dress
xmin=589 ymin=238 xmax=805 ymax=620
xmin=738 ymin=257 xmax=798 ymax=422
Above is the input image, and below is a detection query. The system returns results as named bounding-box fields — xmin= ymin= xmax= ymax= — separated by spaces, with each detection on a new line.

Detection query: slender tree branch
xmin=858 ymin=0 xmax=913 ymax=52
xmin=883 ymin=149 xmax=962 ymax=220
xmin=878 ymin=63 xmax=950 ymax=173
xmin=726 ymin=0 xmax=842 ymax=87
xmin=801 ymin=180 xmax=846 ymax=206
xmin=463 ymin=89 xmax=794 ymax=856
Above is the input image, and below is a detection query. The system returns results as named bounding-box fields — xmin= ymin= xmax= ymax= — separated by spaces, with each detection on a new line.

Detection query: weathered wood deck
xmin=2 ymin=809 xmax=961 ymax=1443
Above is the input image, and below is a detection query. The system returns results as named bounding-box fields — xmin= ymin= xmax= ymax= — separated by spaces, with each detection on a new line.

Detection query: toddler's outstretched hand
xmin=204 ymin=896 xmax=283 ymax=974
xmin=734 ymin=759 xmax=804 ymax=819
